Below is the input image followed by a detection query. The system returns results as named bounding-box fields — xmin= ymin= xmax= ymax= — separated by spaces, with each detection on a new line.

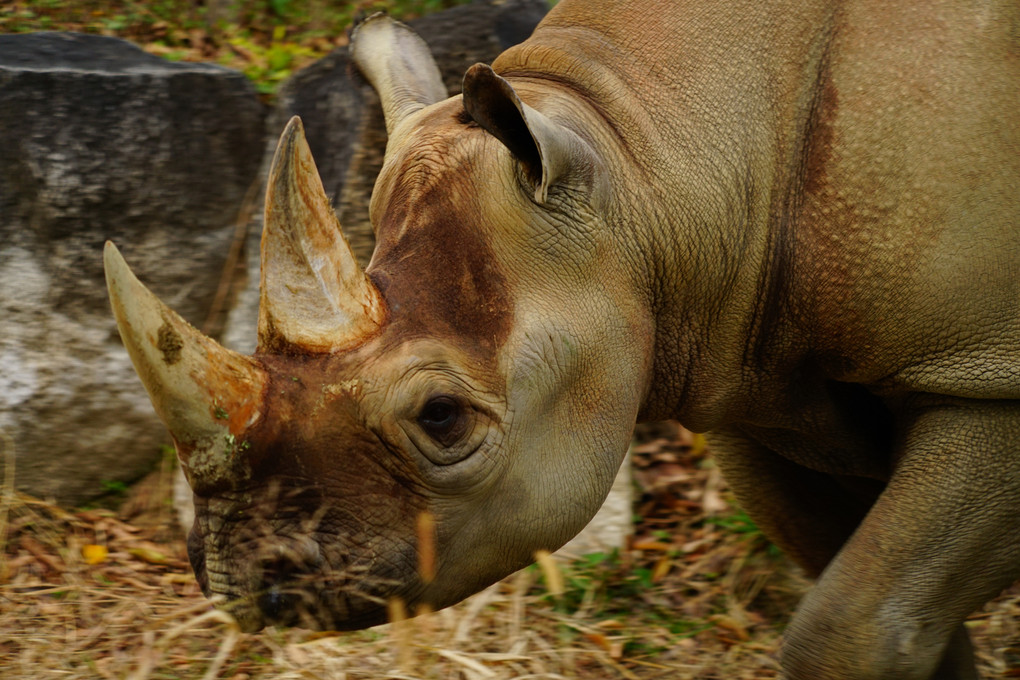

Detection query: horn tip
xmin=350 ymin=12 xmax=410 ymax=65
xmin=351 ymin=11 xmax=392 ymax=41
xmin=103 ymin=239 xmax=120 ymax=263
xmin=273 ymin=116 xmax=311 ymax=172
xmin=283 ymin=115 xmax=304 ymax=137
xmin=279 ymin=117 xmax=308 ymax=155
xmin=103 ymin=239 xmax=129 ymax=287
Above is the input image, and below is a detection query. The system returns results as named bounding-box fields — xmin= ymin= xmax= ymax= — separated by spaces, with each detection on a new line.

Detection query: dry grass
xmin=0 ymin=426 xmax=1018 ymax=679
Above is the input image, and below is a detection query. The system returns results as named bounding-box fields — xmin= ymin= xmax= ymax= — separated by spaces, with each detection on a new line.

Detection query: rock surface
xmin=0 ymin=32 xmax=265 ymax=504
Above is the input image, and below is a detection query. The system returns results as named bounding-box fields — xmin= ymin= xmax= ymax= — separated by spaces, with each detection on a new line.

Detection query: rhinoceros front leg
xmin=710 ymin=426 xmax=979 ymax=678
xmin=932 ymin=627 xmax=978 ymax=680
xmin=779 ymin=395 xmax=1020 ymax=680
xmin=708 ymin=428 xmax=882 ymax=578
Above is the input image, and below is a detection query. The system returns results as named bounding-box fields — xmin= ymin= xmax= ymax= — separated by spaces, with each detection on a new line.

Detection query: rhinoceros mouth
xmin=213 ymin=571 xmax=412 ymax=632
xmin=196 ymin=531 xmax=422 ymax=632
xmin=188 ymin=482 xmax=430 ymax=632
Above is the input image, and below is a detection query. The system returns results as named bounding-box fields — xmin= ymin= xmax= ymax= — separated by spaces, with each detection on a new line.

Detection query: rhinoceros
xmin=104 ymin=1 xmax=1019 ymax=678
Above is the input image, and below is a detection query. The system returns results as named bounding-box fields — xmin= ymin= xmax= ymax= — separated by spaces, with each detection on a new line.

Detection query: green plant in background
xmin=0 ymin=0 xmax=479 ymax=95
xmin=536 ymin=549 xmax=672 ymax=617
xmin=530 ymin=549 xmax=715 ymax=659
xmin=711 ymin=508 xmax=783 ymax=558
xmin=225 ymin=25 xmax=321 ymax=95
xmin=100 ymin=479 xmax=130 ymax=497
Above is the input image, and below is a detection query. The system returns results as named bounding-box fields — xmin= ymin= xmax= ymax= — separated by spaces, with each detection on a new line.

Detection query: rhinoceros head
xmin=105 ymin=14 xmax=653 ymax=631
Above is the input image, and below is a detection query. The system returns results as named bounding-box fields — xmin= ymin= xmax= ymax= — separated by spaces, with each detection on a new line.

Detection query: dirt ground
xmin=1 ymin=424 xmax=1018 ymax=679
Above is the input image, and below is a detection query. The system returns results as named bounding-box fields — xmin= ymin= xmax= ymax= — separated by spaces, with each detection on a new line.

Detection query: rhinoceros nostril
xmin=255 ymin=542 xmax=321 ymax=624
xmin=256 ymin=557 xmax=307 ymax=624
xmin=257 ymin=584 xmax=300 ymax=622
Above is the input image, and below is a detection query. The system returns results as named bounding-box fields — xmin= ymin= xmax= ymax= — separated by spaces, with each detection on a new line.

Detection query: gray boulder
xmin=0 ymin=32 xmax=265 ymax=504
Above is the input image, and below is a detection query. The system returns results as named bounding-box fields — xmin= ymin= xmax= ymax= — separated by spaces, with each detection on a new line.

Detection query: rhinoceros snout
xmin=250 ymin=536 xmax=325 ymax=621
xmin=257 ymin=584 xmax=304 ymax=626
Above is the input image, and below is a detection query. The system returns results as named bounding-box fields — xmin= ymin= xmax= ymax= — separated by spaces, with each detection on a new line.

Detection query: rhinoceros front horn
xmin=103 ymin=242 xmax=268 ymax=492
xmin=258 ymin=116 xmax=387 ymax=354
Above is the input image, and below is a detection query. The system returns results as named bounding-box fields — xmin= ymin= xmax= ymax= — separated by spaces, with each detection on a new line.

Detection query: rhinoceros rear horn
xmin=349 ymin=13 xmax=447 ymax=136
xmin=462 ymin=63 xmax=588 ymax=205
xmin=258 ymin=117 xmax=387 ymax=354
xmin=104 ymin=241 xmax=267 ymax=492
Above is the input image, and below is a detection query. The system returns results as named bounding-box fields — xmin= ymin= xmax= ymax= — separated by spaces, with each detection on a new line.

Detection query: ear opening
xmin=462 ymin=64 xmax=542 ymax=182
xmin=462 ymin=63 xmax=584 ymax=205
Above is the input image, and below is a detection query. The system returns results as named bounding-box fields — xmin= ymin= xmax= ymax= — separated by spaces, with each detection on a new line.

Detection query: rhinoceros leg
xmin=930 ymin=626 xmax=978 ymax=680
xmin=708 ymin=428 xmax=882 ymax=579
xmin=778 ymin=396 xmax=1020 ymax=680
xmin=711 ymin=417 xmax=987 ymax=680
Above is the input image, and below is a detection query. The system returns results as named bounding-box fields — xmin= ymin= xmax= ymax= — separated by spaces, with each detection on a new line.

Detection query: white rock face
xmin=0 ymin=32 xmax=265 ymax=504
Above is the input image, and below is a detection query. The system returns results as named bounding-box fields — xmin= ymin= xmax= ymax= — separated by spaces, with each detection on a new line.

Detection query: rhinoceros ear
xmin=350 ymin=13 xmax=447 ymax=136
xmin=462 ymin=63 xmax=582 ymax=205
xmin=259 ymin=116 xmax=387 ymax=354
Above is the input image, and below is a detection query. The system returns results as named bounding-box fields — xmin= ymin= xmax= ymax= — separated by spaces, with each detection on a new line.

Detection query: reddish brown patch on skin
xmin=367 ymin=130 xmax=513 ymax=359
xmin=751 ymin=44 xmax=843 ymax=370
xmin=187 ymin=354 xmax=432 ymax=628
xmin=784 ymin=40 xmax=873 ymax=376
xmin=247 ymin=353 xmax=428 ymax=499
xmin=801 ymin=78 xmax=838 ymax=200
xmin=224 ymin=354 xmax=430 ymax=623
xmin=187 ymin=350 xmax=430 ymax=599
xmin=192 ymin=362 xmax=265 ymax=443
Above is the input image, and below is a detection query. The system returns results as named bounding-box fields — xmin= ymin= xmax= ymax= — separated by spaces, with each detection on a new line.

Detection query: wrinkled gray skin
xmin=106 ymin=1 xmax=1020 ymax=678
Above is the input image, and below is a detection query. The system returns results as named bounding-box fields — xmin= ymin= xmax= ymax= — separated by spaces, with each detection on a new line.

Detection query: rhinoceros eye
xmin=417 ymin=396 xmax=468 ymax=448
